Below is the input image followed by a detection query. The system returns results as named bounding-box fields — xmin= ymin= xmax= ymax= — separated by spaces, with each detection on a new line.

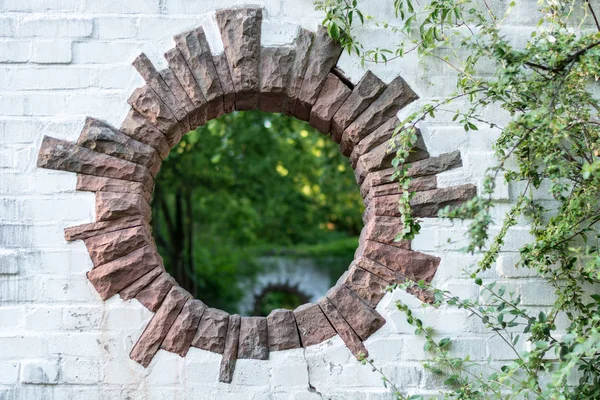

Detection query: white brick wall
xmin=0 ymin=0 xmax=558 ymax=398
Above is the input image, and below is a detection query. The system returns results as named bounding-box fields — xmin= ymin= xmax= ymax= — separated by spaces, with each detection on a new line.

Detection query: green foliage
xmin=317 ymin=0 xmax=600 ymax=398
xmin=152 ymin=111 xmax=363 ymax=313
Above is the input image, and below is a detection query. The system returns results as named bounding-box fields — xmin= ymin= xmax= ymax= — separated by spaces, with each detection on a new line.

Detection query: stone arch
xmin=35 ymin=7 xmax=476 ymax=383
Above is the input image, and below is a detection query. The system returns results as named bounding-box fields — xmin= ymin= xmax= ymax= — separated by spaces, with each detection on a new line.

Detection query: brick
xmin=0 ymin=362 xmax=19 ymax=384
xmin=4 ymin=0 xmax=80 ymax=12
xmin=72 ymin=41 xmax=141 ymax=64
xmin=60 ymin=358 xmax=100 ymax=384
xmin=21 ymin=359 xmax=60 ymax=384
xmin=82 ymin=0 xmax=160 ymax=14
xmin=31 ymin=39 xmax=72 ymax=64
xmin=0 ymin=40 xmax=32 ymax=63
xmin=94 ymin=17 xmax=138 ymax=39
xmin=17 ymin=18 xmax=93 ymax=38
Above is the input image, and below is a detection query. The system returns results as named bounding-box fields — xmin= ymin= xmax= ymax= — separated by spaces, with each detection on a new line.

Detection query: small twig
xmin=586 ymin=0 xmax=600 ymax=31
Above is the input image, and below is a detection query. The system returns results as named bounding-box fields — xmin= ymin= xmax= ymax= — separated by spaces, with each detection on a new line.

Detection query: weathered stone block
xmin=356 ymin=216 xmax=412 ymax=252
xmin=341 ymin=75 xmax=418 ymax=156
xmin=119 ymin=266 xmax=164 ymax=301
xmin=120 ymin=109 xmax=170 ymax=160
xmin=64 ymin=216 xmax=147 ymax=242
xmin=343 ymin=264 xmax=388 ymax=308
xmin=364 ymin=175 xmax=437 ymax=206
xmin=283 ymin=28 xmax=314 ymax=115
xmin=266 ymin=308 xmax=301 ymax=351
xmin=331 ymin=70 xmax=387 ymax=143
xmin=349 ymin=117 xmax=399 ymax=168
xmin=95 ymin=192 xmax=151 ymax=222
xmin=326 ymin=284 xmax=386 ymax=341
xmin=238 ymin=316 xmax=269 ymax=360
xmin=163 ymin=47 xmax=207 ymax=111
xmin=76 ymin=174 xmax=152 ymax=204
xmin=83 ymin=225 xmax=152 ymax=268
xmin=161 ymin=299 xmax=206 ymax=357
xmin=159 ymin=67 xmax=197 ymax=130
xmin=293 ymin=303 xmax=336 ymax=347
xmin=318 ymin=297 xmax=368 ymax=359
xmin=130 ymin=286 xmax=191 ymax=367
xmin=191 ymin=308 xmax=229 ymax=354
xmin=127 ymin=85 xmax=181 ymax=142
xmin=295 ymin=26 xmax=342 ymax=121
xmin=87 ymin=245 xmax=163 ymax=300
xmin=135 ymin=272 xmax=177 ymax=312
xmin=213 ymin=53 xmax=235 ymax=114
xmin=259 ymin=46 xmax=295 ymax=113
xmin=77 ymin=117 xmax=161 ymax=177
xmin=219 ymin=314 xmax=241 ymax=383
xmin=309 ymin=73 xmax=351 ymax=134
xmin=216 ymin=7 xmax=262 ymax=111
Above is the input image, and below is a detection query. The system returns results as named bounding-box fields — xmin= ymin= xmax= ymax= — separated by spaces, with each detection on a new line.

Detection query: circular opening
xmin=151 ymin=110 xmax=364 ymax=315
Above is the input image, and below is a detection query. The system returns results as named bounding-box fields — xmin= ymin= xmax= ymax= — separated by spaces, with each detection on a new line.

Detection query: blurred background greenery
xmin=151 ymin=111 xmax=364 ymax=315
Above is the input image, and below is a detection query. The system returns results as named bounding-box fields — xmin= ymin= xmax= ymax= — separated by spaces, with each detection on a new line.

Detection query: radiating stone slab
xmin=37 ymin=136 xmax=151 ymax=185
xmin=364 ymin=175 xmax=437 ymax=206
xmin=266 ymin=308 xmax=301 ymax=351
xmin=191 ymin=308 xmax=230 ymax=354
xmin=238 ymin=316 xmax=269 ymax=360
xmin=309 ymin=73 xmax=351 ymax=134
xmin=332 ymin=71 xmax=387 ymax=143
xmin=213 ymin=53 xmax=236 ymax=114
xmin=128 ymin=85 xmax=180 ymax=137
xmin=83 ymin=225 xmax=151 ymax=268
xmin=356 ymin=216 xmax=412 ymax=252
xmin=354 ymin=133 xmax=430 ymax=185
xmin=130 ymin=286 xmax=191 ymax=367
xmin=259 ymin=46 xmax=295 ymax=113
xmin=343 ymin=264 xmax=388 ymax=308
xmin=135 ymin=272 xmax=177 ymax=312
xmin=283 ymin=28 xmax=314 ymax=115
xmin=120 ymin=109 xmax=170 ymax=160
xmin=77 ymin=117 xmax=161 ymax=177
xmin=119 ymin=266 xmax=164 ymax=301
xmin=159 ymin=67 xmax=197 ymax=131
xmin=161 ymin=299 xmax=206 ymax=357
xmin=95 ymin=192 xmax=151 ymax=222
xmin=341 ymin=76 xmax=418 ymax=156
xmin=133 ymin=53 xmax=188 ymax=121
xmin=318 ymin=296 xmax=368 ymax=359
xmin=216 ymin=7 xmax=262 ymax=111
xmin=326 ymin=284 xmax=385 ymax=341
xmin=350 ymin=117 xmax=399 ymax=168
xmin=362 ymin=240 xmax=440 ymax=283
xmin=359 ymin=151 xmax=462 ymax=198
xmin=293 ymin=303 xmax=336 ymax=347
xmin=76 ymin=174 xmax=152 ymax=204
xmin=219 ymin=314 xmax=241 ymax=383
xmin=352 ymin=256 xmax=401 ymax=284
xmin=87 ymin=245 xmax=163 ymax=300
xmin=174 ymin=27 xmax=224 ymax=120
xmin=295 ymin=26 xmax=342 ymax=121
xmin=64 ymin=216 xmax=147 ymax=242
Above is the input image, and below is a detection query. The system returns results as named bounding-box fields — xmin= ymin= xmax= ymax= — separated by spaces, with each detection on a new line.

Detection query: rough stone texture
xmin=77 ymin=117 xmax=161 ymax=177
xmin=357 ymin=216 xmax=413 ymax=252
xmin=295 ymin=26 xmax=342 ymax=121
xmin=161 ymin=299 xmax=206 ymax=357
xmin=132 ymin=53 xmax=188 ymax=121
xmin=326 ymin=284 xmax=386 ymax=341
xmin=331 ymin=71 xmax=387 ymax=143
xmin=87 ymin=245 xmax=164 ymax=300
xmin=76 ymin=174 xmax=152 ymax=204
xmin=352 ymin=256 xmax=401 ymax=285
xmin=343 ymin=264 xmax=389 ymax=308
xmin=95 ymin=192 xmax=151 ymax=222
xmin=266 ymin=309 xmax=301 ymax=351
xmin=359 ymin=150 xmax=463 ymax=198
xmin=237 ymin=316 xmax=269 ymax=360
xmin=37 ymin=136 xmax=152 ymax=185
xmin=64 ymin=216 xmax=147 ymax=242
xmin=159 ymin=67 xmax=197 ymax=126
xmin=308 ymin=73 xmax=351 ymax=134
xmin=283 ymin=28 xmax=314 ymax=115
xmin=216 ymin=7 xmax=262 ymax=111
xmin=191 ymin=308 xmax=230 ymax=354
xmin=174 ymin=27 xmax=224 ymax=120
xmin=219 ymin=314 xmax=241 ymax=384
xmin=127 ymin=85 xmax=182 ymax=143
xmin=259 ymin=46 xmax=295 ymax=113
xmin=354 ymin=133 xmax=430 ymax=185
xmin=83 ymin=225 xmax=151 ymax=268
xmin=341 ymin=76 xmax=418 ymax=156
xmin=130 ymin=286 xmax=191 ymax=367
xmin=293 ymin=303 xmax=336 ymax=347
xmin=318 ymin=297 xmax=368 ymax=359
xmin=364 ymin=175 xmax=437 ymax=206
xmin=135 ymin=272 xmax=178 ymax=312
xmin=349 ymin=117 xmax=399 ymax=168
xmin=213 ymin=53 xmax=236 ymax=114
xmin=362 ymin=240 xmax=440 ymax=283
xmin=120 ymin=109 xmax=171 ymax=160
xmin=119 ymin=266 xmax=164 ymax=301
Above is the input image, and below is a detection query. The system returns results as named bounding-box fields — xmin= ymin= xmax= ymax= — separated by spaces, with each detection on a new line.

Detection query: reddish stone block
xmin=64 ymin=216 xmax=147 ymax=242
xmin=191 ymin=308 xmax=230 ymax=354
xmin=76 ymin=174 xmax=152 ymax=204
xmin=343 ymin=264 xmax=389 ymax=308
xmin=309 ymin=73 xmax=352 ymax=134
xmin=219 ymin=314 xmax=241 ymax=383
xmin=266 ymin=309 xmax=301 ymax=351
xmin=120 ymin=109 xmax=170 ymax=160
xmin=119 ymin=266 xmax=164 ymax=301
xmin=135 ymin=272 xmax=177 ymax=312
xmin=161 ymin=299 xmax=206 ymax=357
xmin=259 ymin=46 xmax=295 ymax=113
xmin=213 ymin=53 xmax=236 ymax=114
xmin=95 ymin=192 xmax=151 ymax=222
xmin=83 ymin=225 xmax=152 ymax=268
xmin=238 ymin=316 xmax=269 ymax=360
xmin=293 ymin=303 xmax=336 ymax=347
xmin=364 ymin=175 xmax=437 ymax=206
xmin=349 ymin=117 xmax=399 ymax=168
xmin=318 ymin=296 xmax=368 ymax=359
xmin=283 ymin=28 xmax=314 ymax=115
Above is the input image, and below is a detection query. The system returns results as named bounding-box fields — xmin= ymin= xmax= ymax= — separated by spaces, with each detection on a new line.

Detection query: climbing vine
xmin=316 ymin=0 xmax=600 ymax=398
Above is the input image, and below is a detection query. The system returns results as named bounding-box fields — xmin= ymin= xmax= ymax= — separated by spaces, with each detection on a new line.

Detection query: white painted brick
xmin=82 ymin=0 xmax=160 ymax=14
xmin=0 ymin=40 xmax=32 ymax=63
xmin=233 ymin=359 xmax=271 ymax=386
xmin=0 ymin=249 xmax=20 ymax=274
xmin=31 ymin=39 xmax=72 ymax=64
xmin=94 ymin=17 xmax=138 ymax=39
xmin=165 ymin=0 xmax=280 ymax=17
xmin=102 ymin=360 xmax=146 ymax=385
xmin=269 ymin=349 xmax=308 ymax=388
xmin=0 ymin=18 xmax=16 ymax=37
xmin=72 ymin=41 xmax=142 ymax=64
xmin=0 ymin=336 xmax=47 ymax=360
xmin=0 ymin=306 xmax=23 ymax=329
xmin=47 ymin=332 xmax=124 ymax=358
xmin=21 ymin=359 xmax=60 ymax=384
xmin=0 ymin=362 xmax=19 ymax=384
xmin=262 ymin=21 xmax=298 ymax=47
xmin=25 ymin=306 xmax=63 ymax=330
xmin=62 ymin=305 xmax=102 ymax=330
xmin=136 ymin=17 xmax=201 ymax=41
xmin=100 ymin=305 xmax=145 ymax=331
xmin=94 ymin=65 xmax=140 ymax=89
xmin=61 ymin=358 xmax=101 ymax=384
xmin=17 ymin=18 xmax=93 ymax=38
xmin=3 ymin=0 xmax=80 ymax=12
xmin=11 ymin=66 xmax=93 ymax=90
